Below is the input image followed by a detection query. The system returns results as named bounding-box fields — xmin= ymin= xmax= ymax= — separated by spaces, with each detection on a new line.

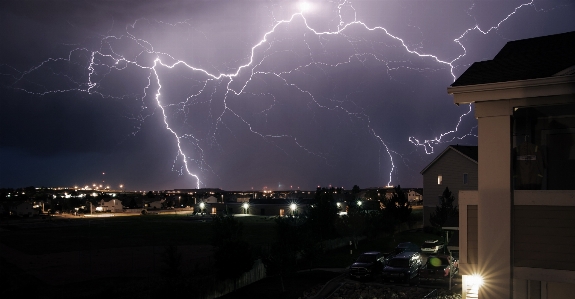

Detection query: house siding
xmin=514 ymin=205 xmax=575 ymax=271
xmin=422 ymin=148 xmax=478 ymax=226
xmin=467 ymin=205 xmax=478 ymax=264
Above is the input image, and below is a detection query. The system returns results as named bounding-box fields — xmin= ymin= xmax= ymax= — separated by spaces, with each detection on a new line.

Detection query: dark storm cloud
xmin=1 ymin=0 xmax=574 ymax=190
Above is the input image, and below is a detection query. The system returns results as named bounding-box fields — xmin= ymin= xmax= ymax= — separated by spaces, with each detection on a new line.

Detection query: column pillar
xmin=477 ymin=102 xmax=513 ymax=298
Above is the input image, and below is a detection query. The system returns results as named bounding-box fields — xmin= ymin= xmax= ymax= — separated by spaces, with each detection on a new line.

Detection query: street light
xmin=199 ymin=202 xmax=205 ymax=215
xmin=289 ymin=203 xmax=297 ymax=216
xmin=242 ymin=202 xmax=249 ymax=214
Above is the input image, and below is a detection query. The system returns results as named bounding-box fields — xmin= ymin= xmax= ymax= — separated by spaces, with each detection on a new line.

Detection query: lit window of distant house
xmin=438 ymin=175 xmax=443 ymax=185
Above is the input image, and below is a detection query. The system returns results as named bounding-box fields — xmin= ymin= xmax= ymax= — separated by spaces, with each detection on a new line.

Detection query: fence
xmin=196 ymin=259 xmax=266 ymax=299
xmin=203 ymin=237 xmax=362 ymax=299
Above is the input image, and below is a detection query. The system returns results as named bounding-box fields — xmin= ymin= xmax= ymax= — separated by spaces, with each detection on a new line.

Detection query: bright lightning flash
xmin=3 ymin=0 xmax=551 ymax=188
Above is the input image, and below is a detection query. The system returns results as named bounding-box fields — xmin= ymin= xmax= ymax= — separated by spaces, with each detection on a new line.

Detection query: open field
xmin=0 ymin=208 xmax=436 ymax=298
xmin=0 ymin=213 xmax=277 ymax=254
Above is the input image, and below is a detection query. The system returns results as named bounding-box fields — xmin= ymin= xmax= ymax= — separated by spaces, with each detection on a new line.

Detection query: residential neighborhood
xmin=0 ymin=17 xmax=573 ymax=299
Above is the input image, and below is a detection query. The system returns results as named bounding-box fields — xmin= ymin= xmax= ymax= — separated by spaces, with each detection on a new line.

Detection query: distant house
xmin=11 ymin=202 xmax=38 ymax=217
xmin=407 ymin=189 xmax=423 ymax=205
xmin=147 ymin=199 xmax=164 ymax=210
xmin=420 ymin=145 xmax=478 ymax=226
xmin=99 ymin=199 xmax=123 ymax=213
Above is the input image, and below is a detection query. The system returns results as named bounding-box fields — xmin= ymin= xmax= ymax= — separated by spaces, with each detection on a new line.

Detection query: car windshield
xmin=388 ymin=258 xmax=409 ymax=268
xmin=355 ymin=254 xmax=377 ymax=263
xmin=427 ymin=257 xmax=449 ymax=267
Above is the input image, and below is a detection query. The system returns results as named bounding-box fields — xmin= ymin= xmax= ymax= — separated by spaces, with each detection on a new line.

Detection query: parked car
xmin=349 ymin=251 xmax=386 ymax=279
xmin=395 ymin=242 xmax=421 ymax=253
xmin=419 ymin=254 xmax=459 ymax=283
xmin=383 ymin=242 xmax=422 ymax=264
xmin=421 ymin=240 xmax=444 ymax=254
xmin=382 ymin=251 xmax=423 ymax=284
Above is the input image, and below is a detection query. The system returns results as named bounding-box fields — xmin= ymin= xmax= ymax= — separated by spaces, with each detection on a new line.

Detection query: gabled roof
xmin=451 ymin=31 xmax=575 ymax=87
xmin=420 ymin=145 xmax=478 ymax=174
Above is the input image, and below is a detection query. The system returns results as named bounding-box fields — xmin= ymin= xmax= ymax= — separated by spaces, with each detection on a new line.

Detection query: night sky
xmin=1 ymin=0 xmax=574 ymax=191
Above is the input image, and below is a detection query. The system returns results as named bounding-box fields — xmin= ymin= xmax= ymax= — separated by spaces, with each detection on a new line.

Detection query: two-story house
xmin=420 ymin=145 xmax=478 ymax=226
xmin=448 ymin=31 xmax=575 ymax=299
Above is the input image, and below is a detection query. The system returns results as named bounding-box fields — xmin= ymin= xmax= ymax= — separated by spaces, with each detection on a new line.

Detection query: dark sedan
xmin=382 ymin=251 xmax=422 ymax=284
xmin=349 ymin=251 xmax=385 ymax=279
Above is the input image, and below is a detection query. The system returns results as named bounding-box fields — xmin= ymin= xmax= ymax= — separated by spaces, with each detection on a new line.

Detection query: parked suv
xmin=349 ymin=251 xmax=385 ymax=279
xmin=382 ymin=251 xmax=423 ymax=284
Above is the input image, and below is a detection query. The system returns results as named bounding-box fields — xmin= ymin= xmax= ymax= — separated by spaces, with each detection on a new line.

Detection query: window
xmin=279 ymin=208 xmax=284 ymax=216
xmin=513 ymin=103 xmax=575 ymax=190
xmin=463 ymin=173 xmax=468 ymax=184
xmin=438 ymin=175 xmax=443 ymax=185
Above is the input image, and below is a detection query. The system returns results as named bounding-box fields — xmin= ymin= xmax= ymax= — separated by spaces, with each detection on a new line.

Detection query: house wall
xmin=422 ymin=149 xmax=478 ymax=226
xmin=514 ymin=205 xmax=575 ymax=271
xmin=467 ymin=205 xmax=478 ymax=265
xmin=101 ymin=199 xmax=123 ymax=213
xmin=453 ymin=91 xmax=575 ymax=299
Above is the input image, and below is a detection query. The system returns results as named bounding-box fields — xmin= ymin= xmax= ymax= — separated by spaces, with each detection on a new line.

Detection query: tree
xmin=335 ymin=206 xmax=366 ymax=249
xmin=211 ymin=215 xmax=255 ymax=289
xmin=381 ymin=185 xmax=412 ymax=237
xmin=307 ymin=187 xmax=339 ymax=243
xmin=430 ymin=187 xmax=458 ymax=228
xmin=211 ymin=214 xmax=244 ymax=247
xmin=263 ymin=216 xmax=312 ymax=292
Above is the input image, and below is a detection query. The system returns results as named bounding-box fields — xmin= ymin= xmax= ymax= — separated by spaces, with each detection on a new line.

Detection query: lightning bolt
xmin=1 ymin=0 xmax=559 ymax=188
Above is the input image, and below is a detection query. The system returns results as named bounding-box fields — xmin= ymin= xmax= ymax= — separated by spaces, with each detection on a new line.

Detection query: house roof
xmin=420 ymin=145 xmax=478 ymax=174
xmin=451 ymin=31 xmax=575 ymax=87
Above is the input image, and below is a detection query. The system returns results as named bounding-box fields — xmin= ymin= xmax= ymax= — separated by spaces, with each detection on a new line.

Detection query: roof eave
xmin=448 ymin=75 xmax=575 ymax=105
xmin=420 ymin=145 xmax=477 ymax=175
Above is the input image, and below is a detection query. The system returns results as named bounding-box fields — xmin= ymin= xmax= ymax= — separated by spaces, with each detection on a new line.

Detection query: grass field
xmin=0 ymin=209 xmax=438 ymax=299
xmin=0 ymin=214 xmax=277 ymax=254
